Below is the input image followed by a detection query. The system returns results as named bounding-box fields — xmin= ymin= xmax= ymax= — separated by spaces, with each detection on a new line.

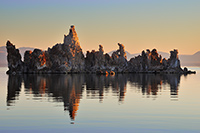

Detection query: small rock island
xmin=6 ymin=25 xmax=196 ymax=75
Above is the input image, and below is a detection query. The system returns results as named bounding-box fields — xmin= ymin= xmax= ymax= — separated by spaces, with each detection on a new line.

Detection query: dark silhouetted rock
xmin=128 ymin=48 xmax=186 ymax=74
xmin=111 ymin=43 xmax=127 ymax=66
xmin=6 ymin=25 xmax=195 ymax=75
xmin=85 ymin=45 xmax=106 ymax=73
xmin=129 ymin=49 xmax=161 ymax=72
xmin=24 ymin=49 xmax=47 ymax=73
xmin=167 ymin=49 xmax=181 ymax=69
xmin=6 ymin=41 xmax=23 ymax=74
xmin=23 ymin=25 xmax=85 ymax=74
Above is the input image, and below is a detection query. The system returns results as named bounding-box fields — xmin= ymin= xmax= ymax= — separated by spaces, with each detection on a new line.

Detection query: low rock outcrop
xmin=128 ymin=49 xmax=163 ymax=72
xmin=6 ymin=25 xmax=195 ymax=75
xmin=128 ymin=48 xmax=184 ymax=74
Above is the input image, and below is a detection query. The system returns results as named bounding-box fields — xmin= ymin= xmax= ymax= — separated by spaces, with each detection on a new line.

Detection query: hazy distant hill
xmin=0 ymin=46 xmax=7 ymax=67
xmin=0 ymin=46 xmax=199 ymax=67
xmin=179 ymin=51 xmax=200 ymax=66
xmin=0 ymin=46 xmax=35 ymax=67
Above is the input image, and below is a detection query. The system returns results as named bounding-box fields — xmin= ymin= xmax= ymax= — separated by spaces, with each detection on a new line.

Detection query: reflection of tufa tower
xmin=62 ymin=75 xmax=83 ymax=122
xmin=64 ymin=87 xmax=80 ymax=121
xmin=168 ymin=74 xmax=180 ymax=101
xmin=24 ymin=74 xmax=84 ymax=122
xmin=7 ymin=75 xmax=22 ymax=106
xmin=7 ymin=73 xmax=182 ymax=122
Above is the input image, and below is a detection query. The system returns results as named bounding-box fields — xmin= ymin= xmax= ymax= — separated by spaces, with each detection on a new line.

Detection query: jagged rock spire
xmin=64 ymin=25 xmax=80 ymax=48
xmin=49 ymin=25 xmax=85 ymax=73
xmin=168 ymin=49 xmax=181 ymax=69
xmin=99 ymin=44 xmax=104 ymax=55
xmin=118 ymin=43 xmax=127 ymax=59
xmin=6 ymin=40 xmax=23 ymax=74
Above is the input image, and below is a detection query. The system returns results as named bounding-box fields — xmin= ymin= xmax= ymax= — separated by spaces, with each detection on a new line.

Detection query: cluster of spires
xmin=6 ymin=25 xmax=195 ymax=75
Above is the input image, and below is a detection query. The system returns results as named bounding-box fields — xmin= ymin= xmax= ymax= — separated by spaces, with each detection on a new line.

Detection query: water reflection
xmin=7 ymin=75 xmax=22 ymax=106
xmin=7 ymin=74 xmax=182 ymax=120
xmin=85 ymin=74 xmax=127 ymax=102
xmin=129 ymin=74 xmax=180 ymax=99
xmin=23 ymin=74 xmax=84 ymax=120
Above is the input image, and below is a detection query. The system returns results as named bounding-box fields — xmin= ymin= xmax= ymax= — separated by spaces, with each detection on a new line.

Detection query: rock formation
xmin=6 ymin=41 xmax=23 ymax=74
xmin=85 ymin=43 xmax=129 ymax=73
xmin=46 ymin=25 xmax=85 ymax=73
xmin=7 ymin=25 xmax=85 ymax=74
xmin=62 ymin=25 xmax=85 ymax=72
xmin=168 ymin=50 xmax=181 ymax=69
xmin=128 ymin=49 xmax=163 ymax=72
xmin=85 ymin=45 xmax=106 ymax=72
xmin=24 ymin=49 xmax=47 ymax=73
xmin=112 ymin=43 xmax=127 ymax=65
xmin=128 ymin=48 xmax=185 ymax=73
xmin=6 ymin=25 xmax=195 ymax=75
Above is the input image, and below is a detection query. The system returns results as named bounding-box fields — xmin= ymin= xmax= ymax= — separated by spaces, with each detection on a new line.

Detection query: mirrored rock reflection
xmin=7 ymin=74 xmax=182 ymax=121
xmin=7 ymin=75 xmax=22 ymax=106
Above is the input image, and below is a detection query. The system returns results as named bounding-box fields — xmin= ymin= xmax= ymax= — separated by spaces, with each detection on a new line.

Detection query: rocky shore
xmin=6 ymin=25 xmax=196 ymax=75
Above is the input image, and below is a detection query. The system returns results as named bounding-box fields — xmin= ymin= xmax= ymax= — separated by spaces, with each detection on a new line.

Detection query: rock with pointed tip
xmin=23 ymin=25 xmax=85 ymax=73
xmin=6 ymin=41 xmax=23 ymax=74
xmin=62 ymin=25 xmax=85 ymax=72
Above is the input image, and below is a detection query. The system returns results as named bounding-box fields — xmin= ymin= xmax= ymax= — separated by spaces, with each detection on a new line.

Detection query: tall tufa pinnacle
xmin=63 ymin=25 xmax=80 ymax=47
xmin=69 ymin=25 xmax=78 ymax=37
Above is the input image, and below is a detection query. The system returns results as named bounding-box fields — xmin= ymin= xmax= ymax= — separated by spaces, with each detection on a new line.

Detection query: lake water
xmin=0 ymin=67 xmax=200 ymax=133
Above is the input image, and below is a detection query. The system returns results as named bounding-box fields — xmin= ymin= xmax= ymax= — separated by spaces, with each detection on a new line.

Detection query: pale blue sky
xmin=0 ymin=0 xmax=200 ymax=54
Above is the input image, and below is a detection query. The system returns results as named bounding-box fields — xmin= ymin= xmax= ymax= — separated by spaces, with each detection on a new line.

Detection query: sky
xmin=0 ymin=0 xmax=200 ymax=55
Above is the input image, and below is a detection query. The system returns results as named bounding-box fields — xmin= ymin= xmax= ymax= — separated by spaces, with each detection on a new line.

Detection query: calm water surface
xmin=0 ymin=67 xmax=200 ymax=133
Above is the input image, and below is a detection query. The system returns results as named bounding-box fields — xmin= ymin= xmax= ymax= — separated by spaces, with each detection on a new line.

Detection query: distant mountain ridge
xmin=179 ymin=51 xmax=200 ymax=66
xmin=0 ymin=46 xmax=200 ymax=67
